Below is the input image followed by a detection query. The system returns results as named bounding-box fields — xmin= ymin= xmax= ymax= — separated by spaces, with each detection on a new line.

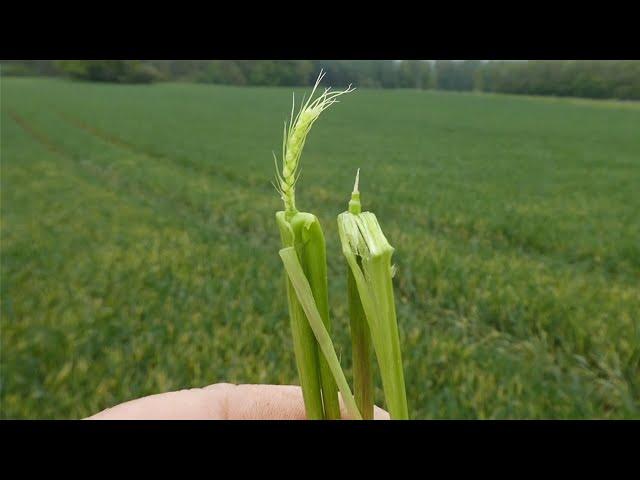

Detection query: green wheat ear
xmin=274 ymin=70 xmax=355 ymax=216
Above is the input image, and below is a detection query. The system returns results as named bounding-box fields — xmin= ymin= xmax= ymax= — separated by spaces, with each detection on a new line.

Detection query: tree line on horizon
xmin=2 ymin=60 xmax=639 ymax=100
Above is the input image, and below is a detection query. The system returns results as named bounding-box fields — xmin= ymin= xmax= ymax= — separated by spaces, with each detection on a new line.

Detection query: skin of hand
xmin=86 ymin=383 xmax=391 ymax=420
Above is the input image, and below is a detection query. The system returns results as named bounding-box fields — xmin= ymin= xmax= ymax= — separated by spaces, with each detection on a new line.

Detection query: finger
xmin=86 ymin=383 xmax=391 ymax=420
xmin=373 ymin=405 xmax=391 ymax=420
xmin=334 ymin=390 xmax=390 ymax=420
xmin=218 ymin=384 xmax=390 ymax=420
xmin=207 ymin=384 xmax=308 ymax=419
xmin=86 ymin=385 xmax=230 ymax=420
xmin=86 ymin=383 xmax=307 ymax=420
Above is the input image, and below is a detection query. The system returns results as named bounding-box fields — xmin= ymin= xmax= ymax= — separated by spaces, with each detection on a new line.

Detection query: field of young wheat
xmin=2 ymin=77 xmax=638 ymax=418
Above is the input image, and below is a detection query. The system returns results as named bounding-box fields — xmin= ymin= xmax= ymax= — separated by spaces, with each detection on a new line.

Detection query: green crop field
xmin=1 ymin=77 xmax=639 ymax=419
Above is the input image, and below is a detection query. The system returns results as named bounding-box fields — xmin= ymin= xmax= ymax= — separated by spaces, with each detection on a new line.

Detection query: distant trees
xmin=434 ymin=60 xmax=482 ymax=91
xmin=397 ymin=60 xmax=432 ymax=89
xmin=2 ymin=60 xmax=639 ymax=100
xmin=54 ymin=60 xmax=162 ymax=84
xmin=477 ymin=61 xmax=640 ymax=100
xmin=211 ymin=60 xmax=248 ymax=85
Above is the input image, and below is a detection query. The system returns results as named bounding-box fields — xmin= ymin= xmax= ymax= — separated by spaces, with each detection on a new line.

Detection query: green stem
xmin=276 ymin=212 xmax=324 ymax=419
xmin=291 ymin=213 xmax=341 ymax=419
xmin=346 ymin=168 xmax=374 ymax=419
xmin=348 ymin=264 xmax=374 ymax=419
xmin=280 ymin=246 xmax=362 ymax=420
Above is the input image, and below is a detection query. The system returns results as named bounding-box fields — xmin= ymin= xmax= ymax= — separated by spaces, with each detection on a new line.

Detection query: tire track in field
xmin=8 ymin=110 xmax=71 ymax=160
xmin=49 ymin=109 xmax=276 ymax=238
xmin=52 ymin=110 xmax=270 ymax=192
xmin=8 ymin=108 xmax=274 ymax=248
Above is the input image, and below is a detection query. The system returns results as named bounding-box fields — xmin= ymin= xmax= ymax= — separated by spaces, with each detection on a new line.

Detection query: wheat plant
xmin=274 ymin=71 xmax=407 ymax=420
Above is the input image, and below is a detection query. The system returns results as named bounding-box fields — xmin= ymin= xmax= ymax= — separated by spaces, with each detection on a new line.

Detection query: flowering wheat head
xmin=274 ymin=70 xmax=355 ymax=214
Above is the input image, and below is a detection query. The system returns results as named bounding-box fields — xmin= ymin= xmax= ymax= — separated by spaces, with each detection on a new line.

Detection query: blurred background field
xmin=1 ymin=62 xmax=639 ymax=419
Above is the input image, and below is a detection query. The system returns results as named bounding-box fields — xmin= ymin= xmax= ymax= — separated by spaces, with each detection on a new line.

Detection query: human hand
xmin=87 ymin=383 xmax=390 ymax=420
